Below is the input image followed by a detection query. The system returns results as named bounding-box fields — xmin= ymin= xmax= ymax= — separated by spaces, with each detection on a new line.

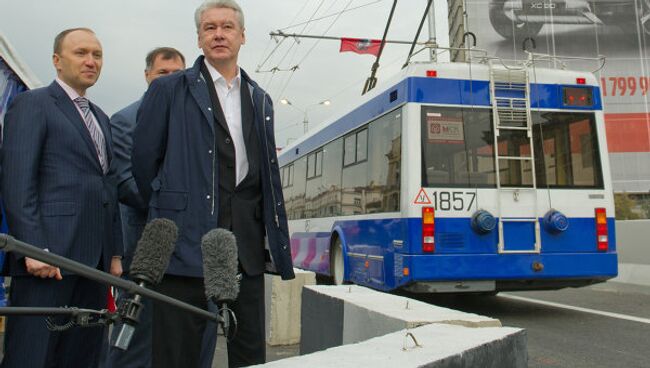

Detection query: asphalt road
xmin=405 ymin=282 xmax=650 ymax=368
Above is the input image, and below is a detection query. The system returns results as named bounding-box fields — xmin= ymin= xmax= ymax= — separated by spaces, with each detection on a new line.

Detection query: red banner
xmin=339 ymin=38 xmax=381 ymax=56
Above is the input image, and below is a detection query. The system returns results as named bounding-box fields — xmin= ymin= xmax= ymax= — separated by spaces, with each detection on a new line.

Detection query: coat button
xmin=208 ymin=150 xmax=213 ymax=154
xmin=270 ymin=158 xmax=275 ymax=163
xmin=208 ymin=107 xmax=212 ymax=111
xmin=206 ymin=195 xmax=211 ymax=200
xmin=225 ymin=138 xmax=231 ymax=144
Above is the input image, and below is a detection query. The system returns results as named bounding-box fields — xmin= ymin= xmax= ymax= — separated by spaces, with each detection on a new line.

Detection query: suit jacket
xmin=109 ymin=100 xmax=147 ymax=271
xmin=200 ymin=64 xmax=266 ymax=276
xmin=132 ymin=56 xmax=295 ymax=280
xmin=1 ymin=81 xmax=121 ymax=276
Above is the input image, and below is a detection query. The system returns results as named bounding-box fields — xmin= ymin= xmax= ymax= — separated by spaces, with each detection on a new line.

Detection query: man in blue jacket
xmin=132 ymin=1 xmax=295 ymax=367
xmin=105 ymin=47 xmax=189 ymax=368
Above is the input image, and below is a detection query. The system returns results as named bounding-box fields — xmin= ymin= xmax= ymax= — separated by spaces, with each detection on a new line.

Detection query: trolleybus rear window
xmin=421 ymin=106 xmax=603 ymax=189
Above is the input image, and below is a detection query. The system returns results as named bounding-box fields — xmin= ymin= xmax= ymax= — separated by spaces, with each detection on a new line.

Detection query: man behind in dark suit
xmin=132 ymin=1 xmax=295 ymax=367
xmin=1 ymin=28 xmax=122 ymax=368
xmin=104 ymin=47 xmax=185 ymax=368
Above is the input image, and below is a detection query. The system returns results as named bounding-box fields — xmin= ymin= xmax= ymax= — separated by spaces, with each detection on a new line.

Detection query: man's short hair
xmin=53 ymin=27 xmax=95 ymax=54
xmin=145 ymin=47 xmax=186 ymax=71
xmin=194 ymin=0 xmax=245 ymax=30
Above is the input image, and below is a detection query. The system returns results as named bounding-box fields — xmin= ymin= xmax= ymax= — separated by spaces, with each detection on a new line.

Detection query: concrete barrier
xmin=254 ymin=323 xmax=526 ymax=368
xmin=264 ymin=268 xmax=316 ymax=346
xmin=300 ymin=285 xmax=502 ymax=354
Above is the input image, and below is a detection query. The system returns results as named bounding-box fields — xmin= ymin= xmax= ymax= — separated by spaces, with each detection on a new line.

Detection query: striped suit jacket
xmin=1 ymin=81 xmax=121 ymax=276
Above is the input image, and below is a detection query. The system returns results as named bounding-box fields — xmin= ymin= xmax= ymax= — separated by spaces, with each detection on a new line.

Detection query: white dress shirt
xmin=204 ymin=60 xmax=249 ymax=185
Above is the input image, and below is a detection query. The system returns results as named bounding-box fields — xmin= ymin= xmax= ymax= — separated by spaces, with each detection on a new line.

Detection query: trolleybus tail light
xmin=576 ymin=77 xmax=586 ymax=85
xmin=426 ymin=70 xmax=437 ymax=77
xmin=422 ymin=207 xmax=435 ymax=253
xmin=595 ymin=208 xmax=608 ymax=251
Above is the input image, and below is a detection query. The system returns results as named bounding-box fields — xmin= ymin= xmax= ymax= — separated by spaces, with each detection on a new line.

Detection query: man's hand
xmin=110 ymin=256 xmax=123 ymax=277
xmin=25 ymin=257 xmax=62 ymax=280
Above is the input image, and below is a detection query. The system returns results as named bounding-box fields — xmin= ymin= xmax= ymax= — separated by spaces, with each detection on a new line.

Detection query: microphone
xmin=111 ymin=218 xmax=178 ymax=350
xmin=201 ymin=228 xmax=239 ymax=339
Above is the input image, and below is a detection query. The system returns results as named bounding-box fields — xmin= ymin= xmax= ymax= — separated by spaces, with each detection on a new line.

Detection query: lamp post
xmin=280 ymin=98 xmax=331 ymax=134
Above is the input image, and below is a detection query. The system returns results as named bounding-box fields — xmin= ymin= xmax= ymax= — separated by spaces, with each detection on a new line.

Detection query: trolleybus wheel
xmin=331 ymin=239 xmax=346 ymax=285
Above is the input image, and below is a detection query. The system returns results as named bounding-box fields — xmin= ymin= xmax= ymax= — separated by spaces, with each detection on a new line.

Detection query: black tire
xmin=489 ymin=0 xmax=544 ymax=40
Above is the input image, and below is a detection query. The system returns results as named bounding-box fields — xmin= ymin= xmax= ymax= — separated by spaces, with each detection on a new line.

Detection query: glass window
xmin=366 ymin=110 xmax=401 ymax=213
xmin=533 ymin=112 xmax=603 ymax=188
xmin=315 ymin=151 xmax=323 ymax=177
xmin=343 ymin=134 xmax=356 ymax=166
xmin=356 ymin=129 xmax=368 ymax=162
xmin=421 ymin=106 xmax=603 ymax=189
xmin=421 ymin=106 xmax=496 ymax=188
xmin=307 ymin=153 xmax=316 ymax=179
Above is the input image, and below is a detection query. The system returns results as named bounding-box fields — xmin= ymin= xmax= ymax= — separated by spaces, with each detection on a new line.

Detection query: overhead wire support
xmin=363 ymin=0 xmax=398 ymax=95
xmin=403 ymin=0 xmax=435 ymax=69
xmin=268 ymin=31 xmax=423 ymax=46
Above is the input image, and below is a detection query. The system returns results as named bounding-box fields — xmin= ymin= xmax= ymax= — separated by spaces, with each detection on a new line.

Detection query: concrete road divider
xmin=264 ymin=268 xmax=316 ymax=346
xmin=300 ymin=285 xmax=502 ymax=354
xmin=254 ymin=323 xmax=526 ymax=368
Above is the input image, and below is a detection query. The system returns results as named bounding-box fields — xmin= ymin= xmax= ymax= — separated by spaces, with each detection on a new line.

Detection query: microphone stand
xmin=0 ymin=307 xmax=119 ymax=331
xmin=0 ymin=234 xmax=221 ymax=324
xmin=213 ymin=300 xmax=238 ymax=341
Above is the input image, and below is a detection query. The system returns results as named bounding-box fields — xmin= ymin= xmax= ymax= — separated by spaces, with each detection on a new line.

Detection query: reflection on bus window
xmin=421 ymin=106 xmax=496 ymax=188
xmin=421 ymin=106 xmax=604 ymax=189
xmin=533 ymin=112 xmax=603 ymax=188
xmin=282 ymin=108 xmax=402 ymax=220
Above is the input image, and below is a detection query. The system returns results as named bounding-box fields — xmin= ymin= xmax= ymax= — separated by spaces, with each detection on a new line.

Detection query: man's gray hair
xmin=195 ymin=0 xmax=245 ymax=30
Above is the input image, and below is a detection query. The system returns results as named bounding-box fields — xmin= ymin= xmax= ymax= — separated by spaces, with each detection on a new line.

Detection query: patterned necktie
xmin=74 ymin=97 xmax=108 ymax=173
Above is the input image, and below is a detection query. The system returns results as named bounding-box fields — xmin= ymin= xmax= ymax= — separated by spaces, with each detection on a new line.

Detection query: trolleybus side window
xmin=282 ymin=108 xmax=402 ymax=219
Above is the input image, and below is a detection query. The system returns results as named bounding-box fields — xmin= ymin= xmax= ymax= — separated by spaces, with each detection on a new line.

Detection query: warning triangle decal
xmin=413 ymin=188 xmax=432 ymax=205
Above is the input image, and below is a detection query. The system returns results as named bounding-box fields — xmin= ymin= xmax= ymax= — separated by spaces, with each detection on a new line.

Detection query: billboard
xmin=463 ymin=0 xmax=650 ymax=217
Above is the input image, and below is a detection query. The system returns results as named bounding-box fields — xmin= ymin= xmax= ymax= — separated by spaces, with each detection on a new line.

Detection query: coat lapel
xmin=187 ymin=57 xmax=217 ymax=136
xmin=240 ymin=80 xmax=254 ymax=142
xmin=49 ymin=82 xmax=103 ymax=172
xmin=199 ymin=61 xmax=230 ymax=135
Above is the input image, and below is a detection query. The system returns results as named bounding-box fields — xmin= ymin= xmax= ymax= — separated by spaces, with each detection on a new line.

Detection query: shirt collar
xmin=203 ymin=60 xmax=240 ymax=89
xmin=55 ymin=77 xmax=85 ymax=101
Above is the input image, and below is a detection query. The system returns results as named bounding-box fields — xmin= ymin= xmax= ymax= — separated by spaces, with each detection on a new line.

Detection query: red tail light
xmin=422 ymin=207 xmax=435 ymax=253
xmin=595 ymin=208 xmax=608 ymax=251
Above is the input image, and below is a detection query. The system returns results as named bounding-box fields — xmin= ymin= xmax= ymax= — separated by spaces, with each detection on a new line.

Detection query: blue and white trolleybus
xmin=278 ymin=55 xmax=617 ymax=293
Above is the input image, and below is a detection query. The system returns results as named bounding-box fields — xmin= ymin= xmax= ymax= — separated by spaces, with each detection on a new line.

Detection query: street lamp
xmin=280 ymin=98 xmax=331 ymax=134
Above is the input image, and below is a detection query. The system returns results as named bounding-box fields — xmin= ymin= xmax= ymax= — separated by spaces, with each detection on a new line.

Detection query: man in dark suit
xmin=1 ymin=28 xmax=122 ymax=368
xmin=132 ymin=1 xmax=295 ymax=367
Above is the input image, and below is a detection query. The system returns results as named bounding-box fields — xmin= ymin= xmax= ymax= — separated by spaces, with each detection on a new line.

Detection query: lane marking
xmin=500 ymin=293 xmax=650 ymax=325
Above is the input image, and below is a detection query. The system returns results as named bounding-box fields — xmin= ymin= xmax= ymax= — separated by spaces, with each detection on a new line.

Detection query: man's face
xmin=145 ymin=55 xmax=185 ymax=85
xmin=53 ymin=30 xmax=103 ymax=94
xmin=197 ymin=7 xmax=245 ymax=67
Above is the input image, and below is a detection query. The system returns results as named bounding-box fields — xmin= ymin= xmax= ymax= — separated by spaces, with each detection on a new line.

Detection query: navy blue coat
xmin=1 ymin=81 xmax=121 ymax=276
xmin=132 ymin=56 xmax=294 ymax=280
xmin=109 ymin=99 xmax=147 ymax=271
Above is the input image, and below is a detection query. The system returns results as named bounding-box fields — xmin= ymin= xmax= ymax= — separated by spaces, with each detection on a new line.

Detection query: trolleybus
xmin=279 ymin=54 xmax=617 ymax=293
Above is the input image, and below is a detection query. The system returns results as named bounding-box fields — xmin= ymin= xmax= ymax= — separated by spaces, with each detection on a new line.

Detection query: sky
xmin=0 ymin=0 xmax=436 ymax=146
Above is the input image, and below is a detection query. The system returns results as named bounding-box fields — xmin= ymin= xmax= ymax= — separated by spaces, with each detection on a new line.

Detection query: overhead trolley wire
xmin=278 ymin=0 xmax=385 ymax=32
xmin=260 ymin=0 xmax=327 ymax=92
xmin=276 ymin=0 xmax=355 ymax=99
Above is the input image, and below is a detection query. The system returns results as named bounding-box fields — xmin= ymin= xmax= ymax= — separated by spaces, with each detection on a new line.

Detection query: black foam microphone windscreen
xmin=129 ymin=218 xmax=178 ymax=284
xmin=201 ymin=228 xmax=239 ymax=303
